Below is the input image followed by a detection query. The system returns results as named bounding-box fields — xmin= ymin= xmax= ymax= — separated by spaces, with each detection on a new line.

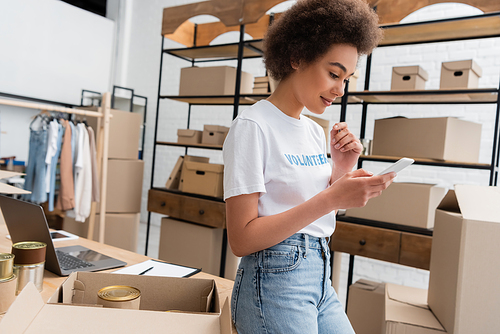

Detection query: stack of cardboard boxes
xmin=347 ymin=185 xmax=500 ymax=333
xmin=64 ymin=108 xmax=144 ymax=252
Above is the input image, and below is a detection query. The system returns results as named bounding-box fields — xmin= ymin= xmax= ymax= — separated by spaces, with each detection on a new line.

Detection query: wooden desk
xmin=0 ymin=220 xmax=235 ymax=332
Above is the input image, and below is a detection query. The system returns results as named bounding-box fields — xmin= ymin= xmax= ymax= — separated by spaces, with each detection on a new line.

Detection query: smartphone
xmin=377 ymin=158 xmax=414 ymax=175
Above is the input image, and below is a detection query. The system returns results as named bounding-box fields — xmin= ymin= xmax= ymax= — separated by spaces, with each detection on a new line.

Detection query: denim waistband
xmin=278 ymin=233 xmax=329 ymax=250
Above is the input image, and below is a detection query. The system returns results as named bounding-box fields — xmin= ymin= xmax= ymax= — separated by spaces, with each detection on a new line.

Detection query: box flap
xmin=204 ymin=125 xmax=230 ymax=133
xmin=454 ymin=184 xmax=500 ymax=223
xmin=177 ymin=129 xmax=200 ymax=137
xmin=219 ymin=298 xmax=232 ymax=334
xmin=0 ymin=282 xmax=45 ymax=334
xmin=351 ymin=278 xmax=381 ymax=292
xmin=184 ymin=161 xmax=224 ymax=174
xmin=393 ymin=66 xmax=429 ymax=80
xmin=442 ymin=59 xmax=482 ymax=77
xmin=386 ymin=284 xmax=445 ymax=331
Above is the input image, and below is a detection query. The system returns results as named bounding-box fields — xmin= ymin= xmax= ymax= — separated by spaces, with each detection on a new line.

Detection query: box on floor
xmin=346 ymin=279 xmax=385 ymax=334
xmin=100 ymin=159 xmax=144 ymax=213
xmin=87 ymin=108 xmax=142 ymax=160
xmin=384 ymin=283 xmax=445 ymax=334
xmin=0 ymin=272 xmax=231 ymax=334
xmin=372 ymin=116 xmax=481 ymax=163
xmin=159 ymin=217 xmax=240 ymax=280
xmin=345 ymin=182 xmax=447 ymax=229
xmin=63 ymin=213 xmax=139 ymax=252
xmin=428 ymin=185 xmax=500 ymax=334
xmin=179 ymin=66 xmax=253 ymax=96
xmin=180 ymin=161 xmax=224 ymax=198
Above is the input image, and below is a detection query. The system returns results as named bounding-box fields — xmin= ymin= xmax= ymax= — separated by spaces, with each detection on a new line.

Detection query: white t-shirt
xmin=223 ymin=100 xmax=336 ymax=238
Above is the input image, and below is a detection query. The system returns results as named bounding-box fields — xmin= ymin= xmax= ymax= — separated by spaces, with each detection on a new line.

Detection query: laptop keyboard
xmin=56 ymin=250 xmax=95 ymax=270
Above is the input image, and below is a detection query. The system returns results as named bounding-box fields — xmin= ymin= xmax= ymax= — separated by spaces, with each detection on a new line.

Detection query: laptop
xmin=0 ymin=195 xmax=126 ymax=276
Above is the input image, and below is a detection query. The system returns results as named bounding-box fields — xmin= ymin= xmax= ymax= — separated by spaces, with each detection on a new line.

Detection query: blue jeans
xmin=232 ymin=234 xmax=355 ymax=334
xmin=48 ymin=123 xmax=64 ymax=211
xmin=23 ymin=120 xmax=48 ymax=203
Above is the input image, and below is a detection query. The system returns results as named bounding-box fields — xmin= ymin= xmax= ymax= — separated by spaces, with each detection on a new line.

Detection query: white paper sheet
xmin=112 ymin=259 xmax=201 ymax=278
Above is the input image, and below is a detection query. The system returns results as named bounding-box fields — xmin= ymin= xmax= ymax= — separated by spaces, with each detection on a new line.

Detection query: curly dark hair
xmin=264 ymin=0 xmax=383 ymax=81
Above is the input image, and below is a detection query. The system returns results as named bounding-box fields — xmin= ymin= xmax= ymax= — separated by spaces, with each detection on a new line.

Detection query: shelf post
xmin=232 ymin=24 xmax=245 ymax=120
xmin=490 ymin=79 xmax=500 ymax=186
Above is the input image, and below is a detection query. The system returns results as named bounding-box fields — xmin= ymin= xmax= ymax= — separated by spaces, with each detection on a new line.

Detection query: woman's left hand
xmin=330 ymin=122 xmax=362 ymax=173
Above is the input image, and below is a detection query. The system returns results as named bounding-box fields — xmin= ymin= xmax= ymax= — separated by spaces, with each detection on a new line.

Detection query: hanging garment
xmin=47 ymin=121 xmax=64 ymax=212
xmin=71 ymin=123 xmax=92 ymax=222
xmin=23 ymin=115 xmax=48 ymax=203
xmin=45 ymin=120 xmax=60 ymax=194
xmin=87 ymin=126 xmax=100 ymax=202
xmin=56 ymin=120 xmax=75 ymax=211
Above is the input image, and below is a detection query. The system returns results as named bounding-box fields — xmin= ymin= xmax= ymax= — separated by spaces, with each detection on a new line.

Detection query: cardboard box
xmin=165 ymin=155 xmax=210 ymax=189
xmin=180 ymin=161 xmax=224 ymax=198
xmin=440 ymin=59 xmax=482 ymax=89
xmin=345 ymin=183 xmax=447 ymax=229
xmin=346 ymin=279 xmax=385 ymax=334
xmin=202 ymin=125 xmax=230 ymax=146
xmin=177 ymin=129 xmax=203 ymax=144
xmin=100 ymin=159 xmax=144 ymax=213
xmin=0 ymin=273 xmax=231 ymax=333
xmin=304 ymin=115 xmax=330 ymax=149
xmin=159 ymin=218 xmax=240 ymax=279
xmin=384 ymin=283 xmax=446 ymax=334
xmin=63 ymin=213 xmax=140 ymax=252
xmin=372 ymin=116 xmax=482 ymax=163
xmin=391 ymin=65 xmax=429 ymax=90
xmin=348 ymin=69 xmax=360 ymax=92
xmin=88 ymin=108 xmax=142 ymax=160
xmin=179 ymin=66 xmax=253 ymax=96
xmin=428 ymin=185 xmax=500 ymax=334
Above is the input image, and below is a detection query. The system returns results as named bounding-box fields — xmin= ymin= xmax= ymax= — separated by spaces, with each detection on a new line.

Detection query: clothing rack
xmin=0 ymin=92 xmax=113 ymax=244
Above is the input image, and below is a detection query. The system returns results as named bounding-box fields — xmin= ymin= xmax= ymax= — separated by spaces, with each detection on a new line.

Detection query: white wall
xmin=114 ymin=0 xmax=500 ymax=304
xmin=0 ymin=0 xmax=115 ymax=161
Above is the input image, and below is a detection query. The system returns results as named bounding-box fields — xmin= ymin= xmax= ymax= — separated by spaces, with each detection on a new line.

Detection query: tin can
xmin=97 ymin=285 xmax=141 ymax=310
xmin=11 ymin=241 xmax=47 ymax=294
xmin=0 ymin=274 xmax=17 ymax=314
xmin=0 ymin=253 xmax=15 ymax=280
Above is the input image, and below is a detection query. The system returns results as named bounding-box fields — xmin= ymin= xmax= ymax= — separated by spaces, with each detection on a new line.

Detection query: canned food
xmin=0 ymin=253 xmax=15 ymax=280
xmin=11 ymin=242 xmax=46 ymax=294
xmin=97 ymin=285 xmax=141 ymax=309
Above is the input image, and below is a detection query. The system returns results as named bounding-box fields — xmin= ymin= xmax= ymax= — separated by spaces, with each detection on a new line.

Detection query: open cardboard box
xmin=428 ymin=185 xmax=500 ymax=334
xmin=384 ymin=283 xmax=445 ymax=334
xmin=0 ymin=272 xmax=231 ymax=334
xmin=347 ymin=279 xmax=385 ymax=334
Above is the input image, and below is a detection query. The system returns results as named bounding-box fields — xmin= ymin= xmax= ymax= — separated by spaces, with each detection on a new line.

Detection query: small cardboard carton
xmin=165 ymin=155 xmax=210 ymax=189
xmin=202 ymin=125 xmax=230 ymax=146
xmin=391 ymin=65 xmax=429 ymax=91
xmin=0 ymin=272 xmax=231 ymax=333
xmin=372 ymin=116 xmax=482 ymax=163
xmin=63 ymin=213 xmax=140 ymax=252
xmin=384 ymin=283 xmax=446 ymax=334
xmin=159 ymin=217 xmax=240 ymax=279
xmin=99 ymin=159 xmax=144 ymax=213
xmin=346 ymin=279 xmax=385 ymax=334
xmin=440 ymin=59 xmax=482 ymax=89
xmin=179 ymin=66 xmax=253 ymax=96
xmin=348 ymin=69 xmax=360 ymax=92
xmin=345 ymin=182 xmax=447 ymax=229
xmin=428 ymin=185 xmax=500 ymax=334
xmin=180 ymin=161 xmax=224 ymax=198
xmin=177 ymin=129 xmax=203 ymax=145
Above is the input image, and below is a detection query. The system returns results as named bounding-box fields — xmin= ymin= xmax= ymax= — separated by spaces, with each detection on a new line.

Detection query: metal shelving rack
xmin=338 ymin=12 xmax=500 ymax=296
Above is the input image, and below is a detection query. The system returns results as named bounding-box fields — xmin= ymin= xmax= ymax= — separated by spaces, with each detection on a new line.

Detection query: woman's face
xmin=291 ymin=44 xmax=358 ymax=115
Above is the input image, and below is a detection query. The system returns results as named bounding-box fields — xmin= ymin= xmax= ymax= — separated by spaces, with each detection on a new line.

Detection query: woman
xmin=223 ymin=0 xmax=394 ymax=332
